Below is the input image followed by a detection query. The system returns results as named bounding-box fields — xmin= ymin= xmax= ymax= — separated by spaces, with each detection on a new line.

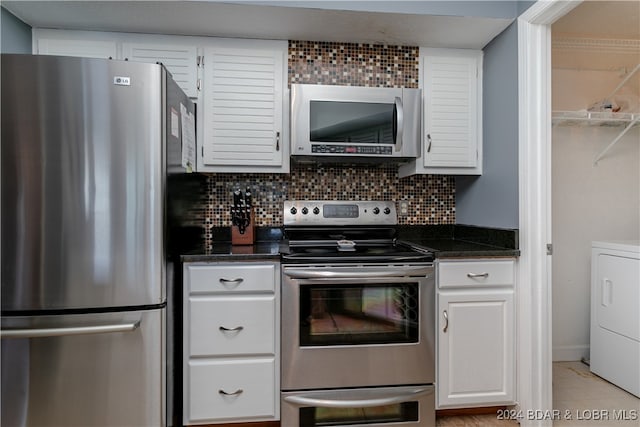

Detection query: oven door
xmin=281 ymin=385 xmax=435 ymax=427
xmin=281 ymin=264 xmax=435 ymax=390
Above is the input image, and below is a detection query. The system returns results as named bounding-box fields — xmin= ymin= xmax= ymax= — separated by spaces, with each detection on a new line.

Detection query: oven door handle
xmin=283 ymin=386 xmax=432 ymax=408
xmin=283 ymin=267 xmax=432 ymax=279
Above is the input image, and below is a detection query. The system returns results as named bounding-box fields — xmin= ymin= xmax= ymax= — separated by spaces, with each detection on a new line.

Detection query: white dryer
xmin=590 ymin=241 xmax=639 ymax=397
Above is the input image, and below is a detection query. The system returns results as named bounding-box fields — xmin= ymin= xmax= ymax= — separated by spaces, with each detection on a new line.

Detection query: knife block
xmin=231 ymin=214 xmax=255 ymax=246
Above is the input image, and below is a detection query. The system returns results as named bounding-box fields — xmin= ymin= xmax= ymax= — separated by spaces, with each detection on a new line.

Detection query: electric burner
xmin=281 ymin=200 xmax=433 ymax=264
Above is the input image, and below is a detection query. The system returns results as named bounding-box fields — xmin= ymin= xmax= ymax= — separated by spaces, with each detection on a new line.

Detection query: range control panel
xmin=284 ymin=200 xmax=398 ymax=226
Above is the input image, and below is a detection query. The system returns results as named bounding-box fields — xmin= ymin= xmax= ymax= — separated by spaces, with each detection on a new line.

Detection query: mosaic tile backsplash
xmin=191 ymin=40 xmax=455 ymax=243
xmin=289 ymin=41 xmax=419 ymax=87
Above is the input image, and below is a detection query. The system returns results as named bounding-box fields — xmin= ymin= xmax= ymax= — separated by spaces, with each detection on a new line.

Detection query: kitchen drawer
xmin=186 ymin=263 xmax=276 ymax=294
xmin=187 ymin=358 xmax=276 ymax=423
xmin=189 ymin=296 xmax=275 ymax=356
xmin=438 ymin=259 xmax=514 ymax=289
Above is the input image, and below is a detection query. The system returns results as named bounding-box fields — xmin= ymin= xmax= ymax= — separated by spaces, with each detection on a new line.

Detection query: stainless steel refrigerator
xmin=1 ymin=54 xmax=195 ymax=427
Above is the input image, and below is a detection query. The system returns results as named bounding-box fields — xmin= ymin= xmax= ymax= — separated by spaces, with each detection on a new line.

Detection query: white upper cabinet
xmin=121 ymin=43 xmax=198 ymax=98
xmin=32 ymin=30 xmax=290 ymax=173
xmin=34 ymin=31 xmax=198 ymax=97
xmin=199 ymin=42 xmax=288 ymax=173
xmin=35 ymin=36 xmax=117 ymax=59
xmin=400 ymin=48 xmax=483 ymax=177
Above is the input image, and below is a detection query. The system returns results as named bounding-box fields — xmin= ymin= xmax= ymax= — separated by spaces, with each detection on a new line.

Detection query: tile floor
xmin=552 ymin=361 xmax=639 ymax=426
xmin=436 ymin=361 xmax=639 ymax=426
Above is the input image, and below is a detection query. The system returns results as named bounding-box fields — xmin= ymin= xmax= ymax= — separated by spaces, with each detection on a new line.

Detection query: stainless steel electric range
xmin=280 ymin=200 xmax=436 ymax=427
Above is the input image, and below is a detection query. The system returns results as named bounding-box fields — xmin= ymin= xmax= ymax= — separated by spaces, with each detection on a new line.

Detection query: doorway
xmin=550 ymin=0 xmax=640 ymax=415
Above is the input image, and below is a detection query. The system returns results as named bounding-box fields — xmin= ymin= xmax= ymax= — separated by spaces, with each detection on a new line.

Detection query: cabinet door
xmin=401 ymin=48 xmax=482 ymax=177
xmin=36 ymin=37 xmax=117 ymax=59
xmin=122 ymin=43 xmax=198 ymax=98
xmin=200 ymin=45 xmax=286 ymax=172
xmin=437 ymin=290 xmax=514 ymax=408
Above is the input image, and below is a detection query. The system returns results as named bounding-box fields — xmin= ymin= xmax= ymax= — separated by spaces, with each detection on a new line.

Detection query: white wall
xmin=551 ymin=66 xmax=640 ymax=361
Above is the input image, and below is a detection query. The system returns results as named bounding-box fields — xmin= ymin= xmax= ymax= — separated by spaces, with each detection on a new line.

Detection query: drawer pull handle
xmin=466 ymin=272 xmax=489 ymax=279
xmin=219 ymin=326 xmax=244 ymax=332
xmin=443 ymin=310 xmax=448 ymax=333
xmin=219 ymin=278 xmax=244 ymax=287
xmin=219 ymin=389 xmax=243 ymax=396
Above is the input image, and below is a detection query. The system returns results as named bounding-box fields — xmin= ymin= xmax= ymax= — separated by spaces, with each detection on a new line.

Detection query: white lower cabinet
xmin=183 ymin=262 xmax=280 ymax=425
xmin=188 ymin=358 xmax=276 ymax=423
xmin=437 ymin=259 xmax=515 ymax=409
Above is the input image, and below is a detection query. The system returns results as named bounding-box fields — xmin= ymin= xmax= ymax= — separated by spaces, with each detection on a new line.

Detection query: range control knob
xmin=302 ymin=207 xmax=309 ymax=215
xmin=373 ymin=207 xmax=380 ymax=215
xmin=290 ymin=207 xmax=297 ymax=215
xmin=384 ymin=207 xmax=391 ymax=215
xmin=313 ymin=207 xmax=320 ymax=215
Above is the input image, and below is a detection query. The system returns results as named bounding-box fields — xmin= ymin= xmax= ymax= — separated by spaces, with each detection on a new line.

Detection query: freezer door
xmin=1 ymin=54 xmax=165 ymax=310
xmin=1 ymin=309 xmax=165 ymax=427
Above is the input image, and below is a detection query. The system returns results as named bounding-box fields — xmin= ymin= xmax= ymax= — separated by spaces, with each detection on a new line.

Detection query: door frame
xmin=516 ymin=1 xmax=582 ymax=426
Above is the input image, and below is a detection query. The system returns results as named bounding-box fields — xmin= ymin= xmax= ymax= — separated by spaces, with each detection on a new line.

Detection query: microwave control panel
xmin=311 ymin=144 xmax=393 ymax=155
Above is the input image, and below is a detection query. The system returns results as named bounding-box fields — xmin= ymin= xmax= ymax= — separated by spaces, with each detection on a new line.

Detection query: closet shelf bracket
xmin=593 ymin=116 xmax=640 ymax=166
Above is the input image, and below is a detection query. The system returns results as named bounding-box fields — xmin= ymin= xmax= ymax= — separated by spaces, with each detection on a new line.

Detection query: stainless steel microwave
xmin=291 ymin=84 xmax=421 ymax=163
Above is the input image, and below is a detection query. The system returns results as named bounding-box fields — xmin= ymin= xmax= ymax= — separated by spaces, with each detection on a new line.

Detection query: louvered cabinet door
xmin=122 ymin=43 xmax=198 ymax=98
xmin=422 ymin=49 xmax=483 ymax=174
xmin=201 ymin=46 xmax=286 ymax=171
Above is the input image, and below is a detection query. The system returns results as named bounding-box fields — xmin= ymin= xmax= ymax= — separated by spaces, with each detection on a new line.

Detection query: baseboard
xmin=437 ymin=406 xmax=508 ymax=417
xmin=553 ymin=345 xmax=589 ymax=362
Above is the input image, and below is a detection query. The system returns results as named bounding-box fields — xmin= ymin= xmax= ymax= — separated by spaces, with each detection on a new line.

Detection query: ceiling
xmin=3 ymin=1 xmax=514 ymax=49
xmin=552 ymin=0 xmax=640 ymax=40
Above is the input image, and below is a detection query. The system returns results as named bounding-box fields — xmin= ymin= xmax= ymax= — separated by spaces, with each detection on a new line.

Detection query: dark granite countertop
xmin=173 ymin=224 xmax=519 ymax=262
xmin=180 ymin=241 xmax=283 ymax=262
xmin=175 ymin=226 xmax=284 ymax=263
xmin=397 ymin=224 xmax=520 ymax=258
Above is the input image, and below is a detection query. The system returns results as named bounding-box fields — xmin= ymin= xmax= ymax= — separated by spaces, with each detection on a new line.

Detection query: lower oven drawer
xmin=281 ymin=385 xmax=435 ymax=427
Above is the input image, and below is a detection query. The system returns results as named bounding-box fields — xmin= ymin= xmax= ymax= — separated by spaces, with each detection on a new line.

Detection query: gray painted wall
xmin=230 ymin=1 xmax=521 ymax=19
xmin=455 ymin=22 xmax=519 ymax=228
xmin=1 ymin=7 xmax=31 ymax=53
xmin=518 ymin=1 xmax=537 ymax=15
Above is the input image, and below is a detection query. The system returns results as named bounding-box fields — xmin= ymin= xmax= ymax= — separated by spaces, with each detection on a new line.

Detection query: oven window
xmin=299 ymin=402 xmax=419 ymax=426
xmin=299 ymin=283 xmax=419 ymax=346
xmin=310 ymin=101 xmax=395 ymax=143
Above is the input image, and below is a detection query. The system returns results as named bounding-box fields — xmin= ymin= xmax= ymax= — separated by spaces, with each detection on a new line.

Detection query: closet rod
xmin=593 ymin=116 xmax=640 ymax=166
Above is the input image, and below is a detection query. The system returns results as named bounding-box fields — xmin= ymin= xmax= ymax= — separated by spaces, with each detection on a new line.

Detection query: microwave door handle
xmin=394 ymin=96 xmax=404 ymax=152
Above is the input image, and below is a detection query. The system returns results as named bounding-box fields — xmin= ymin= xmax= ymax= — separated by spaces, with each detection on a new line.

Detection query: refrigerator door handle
xmin=1 ymin=319 xmax=141 ymax=339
